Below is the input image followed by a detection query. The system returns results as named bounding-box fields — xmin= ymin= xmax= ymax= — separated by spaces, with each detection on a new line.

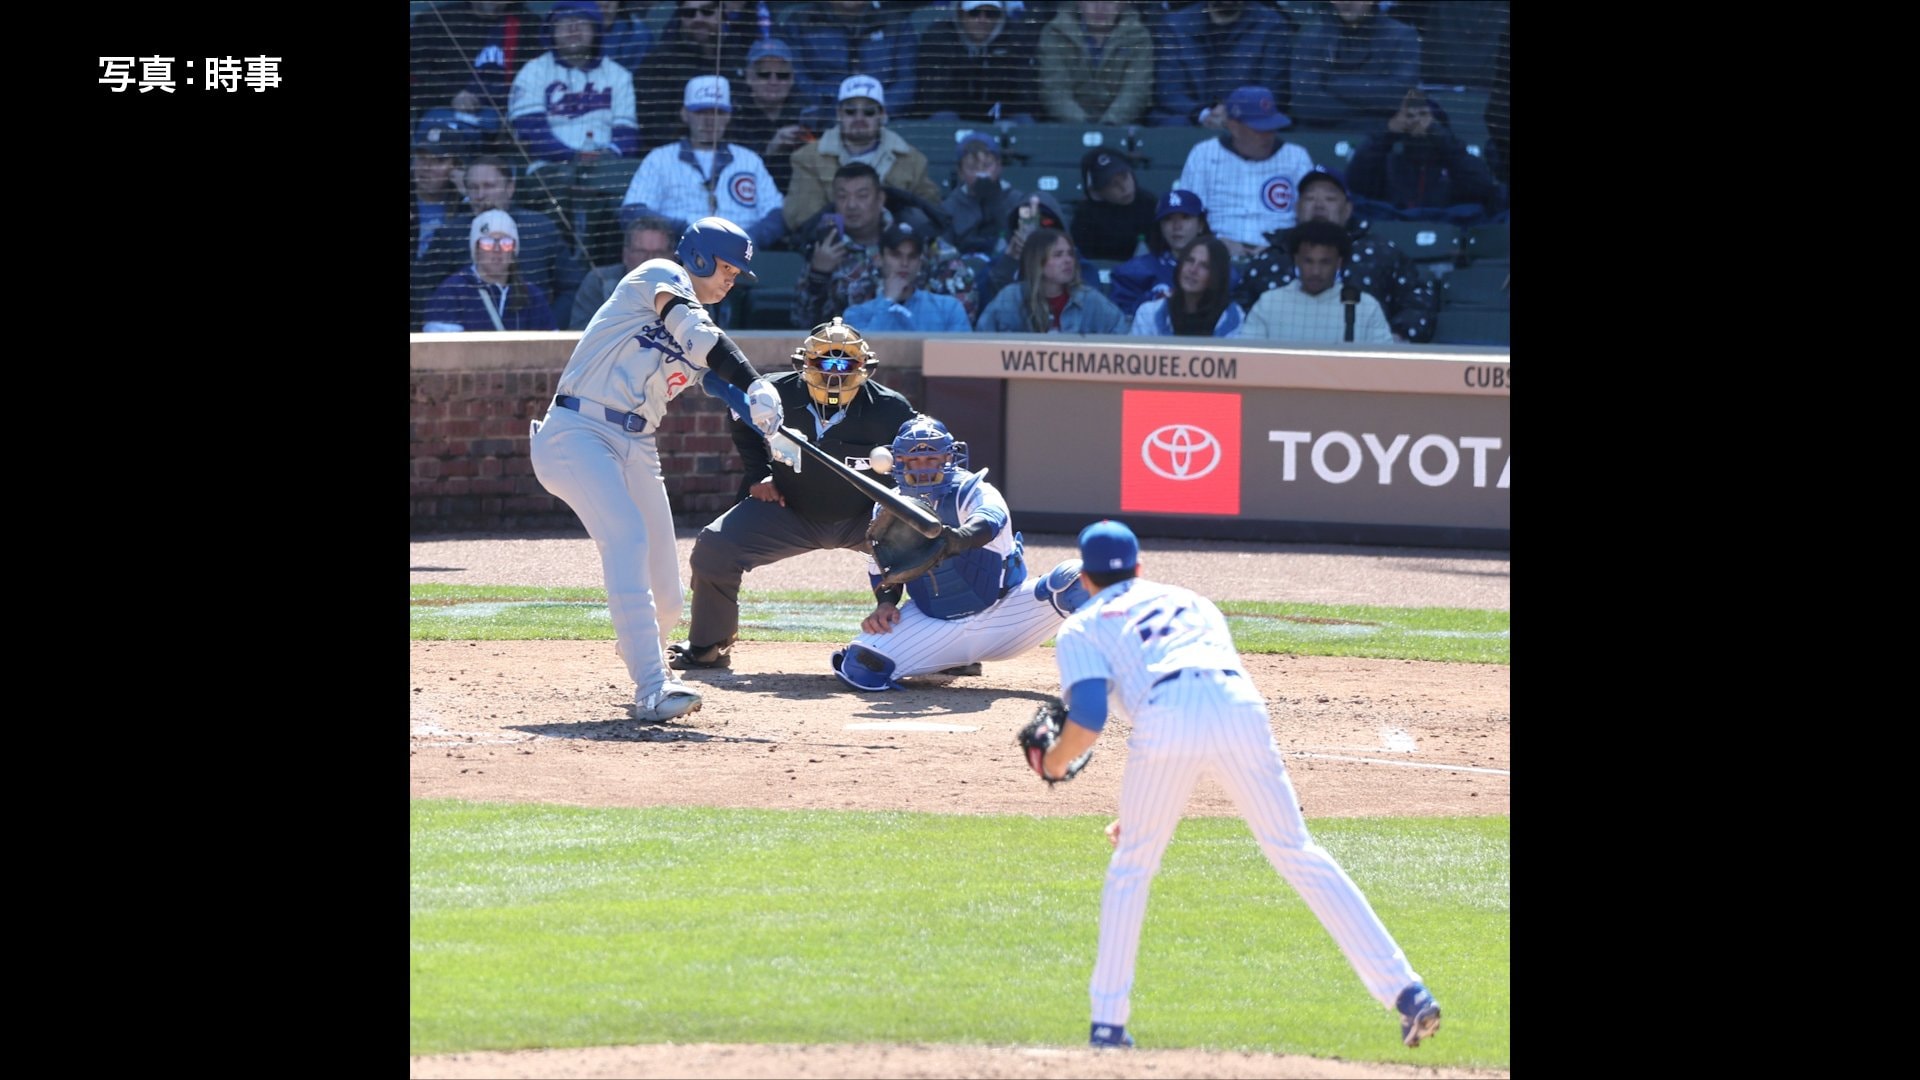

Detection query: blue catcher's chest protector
xmin=905 ymin=474 xmax=1027 ymax=620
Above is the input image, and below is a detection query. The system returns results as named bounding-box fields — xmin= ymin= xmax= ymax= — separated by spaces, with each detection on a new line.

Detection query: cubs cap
xmin=746 ymin=38 xmax=794 ymax=67
xmin=1224 ymin=85 xmax=1291 ymax=131
xmin=685 ymin=75 xmax=732 ymax=112
xmin=880 ymin=220 xmax=925 ymax=255
xmin=470 ymin=209 xmax=519 ymax=252
xmin=838 ymin=74 xmax=886 ymax=108
xmin=1156 ymin=188 xmax=1206 ymax=220
xmin=1297 ymin=164 xmax=1348 ymax=197
xmin=1081 ymin=149 xmax=1133 ymax=193
xmin=956 ymin=133 xmax=1000 ymax=161
xmin=1078 ymin=520 xmax=1139 ymax=573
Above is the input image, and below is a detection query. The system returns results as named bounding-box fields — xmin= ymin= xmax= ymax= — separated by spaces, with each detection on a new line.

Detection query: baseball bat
xmin=700 ymin=373 xmax=945 ymax=540
xmin=777 ymin=426 xmax=947 ymax=539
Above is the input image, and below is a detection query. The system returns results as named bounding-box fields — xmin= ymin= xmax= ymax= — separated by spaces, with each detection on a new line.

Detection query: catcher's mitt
xmin=869 ymin=508 xmax=957 ymax=586
xmin=1015 ymin=697 xmax=1092 ymax=786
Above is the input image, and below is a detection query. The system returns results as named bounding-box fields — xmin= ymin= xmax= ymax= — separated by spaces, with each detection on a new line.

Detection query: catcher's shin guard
xmin=1038 ymin=558 xmax=1091 ymax=617
xmin=832 ymin=645 xmax=898 ymax=691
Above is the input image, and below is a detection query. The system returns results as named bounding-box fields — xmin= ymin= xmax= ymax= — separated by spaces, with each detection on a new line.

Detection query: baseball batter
xmin=1040 ymin=520 xmax=1442 ymax=1050
xmin=831 ymin=416 xmax=1090 ymax=690
xmin=529 ymin=216 xmax=783 ymax=723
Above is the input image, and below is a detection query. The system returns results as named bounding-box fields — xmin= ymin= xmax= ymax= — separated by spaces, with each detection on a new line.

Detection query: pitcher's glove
xmin=869 ymin=509 xmax=958 ymax=586
xmin=1016 ymin=697 xmax=1092 ymax=786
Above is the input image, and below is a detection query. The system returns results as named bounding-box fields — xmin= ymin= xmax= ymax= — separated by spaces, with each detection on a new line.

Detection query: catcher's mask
xmin=790 ymin=317 xmax=875 ymax=408
xmin=890 ymin=414 xmax=969 ymax=499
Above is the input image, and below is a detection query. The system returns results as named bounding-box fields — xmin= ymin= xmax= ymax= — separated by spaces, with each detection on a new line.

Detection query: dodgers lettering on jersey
xmin=556 ymin=260 xmax=707 ymax=427
xmin=1054 ymin=579 xmax=1256 ymax=726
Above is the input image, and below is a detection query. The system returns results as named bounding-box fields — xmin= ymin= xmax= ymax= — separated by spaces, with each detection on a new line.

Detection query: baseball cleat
xmin=632 ymin=687 xmax=702 ymax=723
xmin=1089 ymin=1023 xmax=1134 ymax=1049
xmin=1395 ymin=984 xmax=1442 ymax=1048
xmin=937 ymin=662 xmax=983 ymax=676
xmin=667 ymin=641 xmax=732 ymax=670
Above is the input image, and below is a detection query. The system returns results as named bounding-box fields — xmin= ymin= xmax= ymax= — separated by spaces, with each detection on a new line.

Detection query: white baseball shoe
xmin=632 ymin=686 xmax=702 ymax=723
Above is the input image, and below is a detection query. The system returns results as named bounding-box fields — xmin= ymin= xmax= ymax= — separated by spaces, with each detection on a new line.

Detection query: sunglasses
xmin=840 ymin=106 xmax=880 ymax=117
xmin=476 ymin=235 xmax=517 ymax=252
xmin=751 ymin=69 xmax=793 ymax=80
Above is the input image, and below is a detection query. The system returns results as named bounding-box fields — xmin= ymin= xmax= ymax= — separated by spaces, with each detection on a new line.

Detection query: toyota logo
xmin=1140 ymin=424 xmax=1222 ymax=480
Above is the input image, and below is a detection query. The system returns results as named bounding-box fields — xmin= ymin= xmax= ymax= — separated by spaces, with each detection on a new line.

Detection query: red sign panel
xmin=1119 ymin=390 xmax=1241 ymax=516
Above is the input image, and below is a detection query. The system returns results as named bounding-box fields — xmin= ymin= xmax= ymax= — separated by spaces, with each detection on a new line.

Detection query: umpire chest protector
xmin=905 ymin=473 xmax=1028 ymax=620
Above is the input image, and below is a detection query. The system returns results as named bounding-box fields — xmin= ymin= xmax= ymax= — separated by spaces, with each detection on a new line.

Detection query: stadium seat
xmin=1363 ymin=221 xmax=1461 ymax=264
xmin=1459 ymin=222 xmax=1510 ymax=265
xmin=1084 ymin=259 xmax=1123 ymax=294
xmin=1438 ymin=265 xmax=1509 ymax=310
xmin=1001 ymin=164 xmax=1073 ymax=202
xmin=887 ymin=119 xmax=970 ymax=160
xmin=1431 ymin=307 xmax=1510 ymax=347
xmin=1124 ymin=126 xmax=1214 ymax=174
xmin=739 ymin=251 xmax=808 ymax=331
xmin=1286 ymin=130 xmax=1367 ymax=170
xmin=1001 ymin=122 xmax=1109 ymax=167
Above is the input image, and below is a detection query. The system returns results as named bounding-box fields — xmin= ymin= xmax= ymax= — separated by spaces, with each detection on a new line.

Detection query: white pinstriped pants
xmin=1090 ymin=672 xmax=1422 ymax=1026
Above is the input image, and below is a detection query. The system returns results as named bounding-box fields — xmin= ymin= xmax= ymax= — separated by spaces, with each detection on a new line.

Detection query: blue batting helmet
xmin=890 ymin=415 xmax=967 ymax=500
xmin=676 ymin=216 xmax=758 ymax=283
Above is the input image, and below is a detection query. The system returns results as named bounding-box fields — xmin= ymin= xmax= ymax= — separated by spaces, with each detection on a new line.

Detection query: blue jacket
xmin=422 ymin=266 xmax=558 ymax=332
xmin=1109 ymin=250 xmax=1243 ymax=318
xmin=975 ymin=282 xmax=1127 ymax=335
xmin=842 ymin=290 xmax=973 ymax=333
xmin=1150 ymin=4 xmax=1296 ymax=125
xmin=1288 ymin=10 xmax=1421 ymax=128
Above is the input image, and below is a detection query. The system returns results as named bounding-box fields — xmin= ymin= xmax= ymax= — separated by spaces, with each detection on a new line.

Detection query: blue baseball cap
xmin=1156 ymin=188 xmax=1206 ymax=220
xmin=1224 ymin=85 xmax=1291 ymax=132
xmin=1078 ymin=520 xmax=1138 ymax=573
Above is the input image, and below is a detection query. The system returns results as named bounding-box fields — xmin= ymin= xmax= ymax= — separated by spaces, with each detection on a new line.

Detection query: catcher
xmin=830 ymin=414 xmax=1091 ymax=691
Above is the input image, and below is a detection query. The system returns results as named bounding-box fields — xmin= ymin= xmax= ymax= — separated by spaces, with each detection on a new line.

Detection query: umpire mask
xmin=790 ymin=317 xmax=876 ymax=408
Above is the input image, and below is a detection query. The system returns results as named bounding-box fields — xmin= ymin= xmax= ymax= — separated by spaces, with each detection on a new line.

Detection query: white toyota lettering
xmin=1267 ymin=431 xmax=1509 ymax=488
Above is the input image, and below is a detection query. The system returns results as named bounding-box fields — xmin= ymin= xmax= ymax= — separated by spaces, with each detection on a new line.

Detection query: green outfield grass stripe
xmin=409 ymin=587 xmax=1510 ymax=664
xmin=411 ymin=802 xmax=1509 ymax=1067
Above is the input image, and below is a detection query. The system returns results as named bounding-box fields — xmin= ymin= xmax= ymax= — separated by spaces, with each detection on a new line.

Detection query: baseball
xmin=868 ymin=445 xmax=893 ymax=474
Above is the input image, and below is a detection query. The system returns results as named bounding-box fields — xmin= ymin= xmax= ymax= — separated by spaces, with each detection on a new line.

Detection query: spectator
xmin=1346 ymin=90 xmax=1500 ymax=222
xmin=976 ymin=228 xmax=1128 ymax=335
xmin=1241 ymin=220 xmax=1391 ymax=344
xmin=1150 ymin=0 xmax=1297 ymax=127
xmin=1236 ymin=164 xmax=1437 ymax=343
xmin=976 ymin=192 xmax=1103 ymax=312
xmin=507 ymin=1 xmax=639 ymax=173
xmin=422 ymin=210 xmax=559 ymax=332
xmin=1109 ymin=189 xmax=1234 ymax=318
xmin=911 ymin=0 xmax=1042 ymax=123
xmin=618 ymin=76 xmax=786 ymax=250
xmin=783 ymin=75 xmax=944 ymax=233
xmin=423 ymin=154 xmax=576 ymax=324
xmin=410 ymin=0 xmax=528 ymax=129
xmin=1129 ymin=236 xmax=1246 ymax=338
xmin=598 ymin=0 xmax=656 ymax=73
xmin=569 ymin=214 xmax=680 ymax=330
xmin=842 ymin=222 xmax=975 ymax=333
xmin=792 ymin=162 xmax=981 ymax=328
xmin=1069 ymin=149 xmax=1159 ymax=262
xmin=941 ymin=134 xmax=1027 ymax=258
xmin=724 ymin=39 xmax=811 ymax=195
xmin=1174 ymin=85 xmax=1314 ymax=259
xmin=782 ymin=1 xmax=921 ymax=116
xmin=1288 ymin=0 xmax=1421 ymax=130
xmin=672 ymin=318 xmax=918 ymax=673
xmin=1038 ymin=1 xmax=1154 ymax=126
xmin=411 ymin=112 xmax=479 ymax=330
xmin=630 ymin=1 xmax=755 ymax=140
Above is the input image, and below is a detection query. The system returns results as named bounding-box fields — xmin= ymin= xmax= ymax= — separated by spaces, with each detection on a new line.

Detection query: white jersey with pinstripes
xmin=1055 ymin=576 xmax=1424 ymax=1027
xmin=556 ymin=260 xmax=706 ymax=429
xmin=1174 ymin=137 xmax=1315 ymax=248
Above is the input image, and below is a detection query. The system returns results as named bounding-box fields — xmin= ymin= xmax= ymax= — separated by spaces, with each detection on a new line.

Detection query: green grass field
xmin=409 ymin=584 xmax=1511 ymax=1067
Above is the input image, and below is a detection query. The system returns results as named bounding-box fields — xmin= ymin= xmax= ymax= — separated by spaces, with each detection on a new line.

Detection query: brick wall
xmin=410 ymin=332 xmax=928 ymax=533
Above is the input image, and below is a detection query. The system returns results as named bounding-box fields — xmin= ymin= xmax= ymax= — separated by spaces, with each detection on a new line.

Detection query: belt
xmin=1151 ymin=668 xmax=1242 ymax=690
xmin=554 ymin=395 xmax=649 ymax=433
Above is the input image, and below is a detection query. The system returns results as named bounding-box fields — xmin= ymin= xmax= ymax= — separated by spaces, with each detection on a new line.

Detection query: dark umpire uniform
xmin=673 ymin=366 xmax=915 ymax=668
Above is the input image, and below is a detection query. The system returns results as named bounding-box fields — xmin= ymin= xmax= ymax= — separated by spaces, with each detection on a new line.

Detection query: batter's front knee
xmin=832 ymin=644 xmax=898 ymax=691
